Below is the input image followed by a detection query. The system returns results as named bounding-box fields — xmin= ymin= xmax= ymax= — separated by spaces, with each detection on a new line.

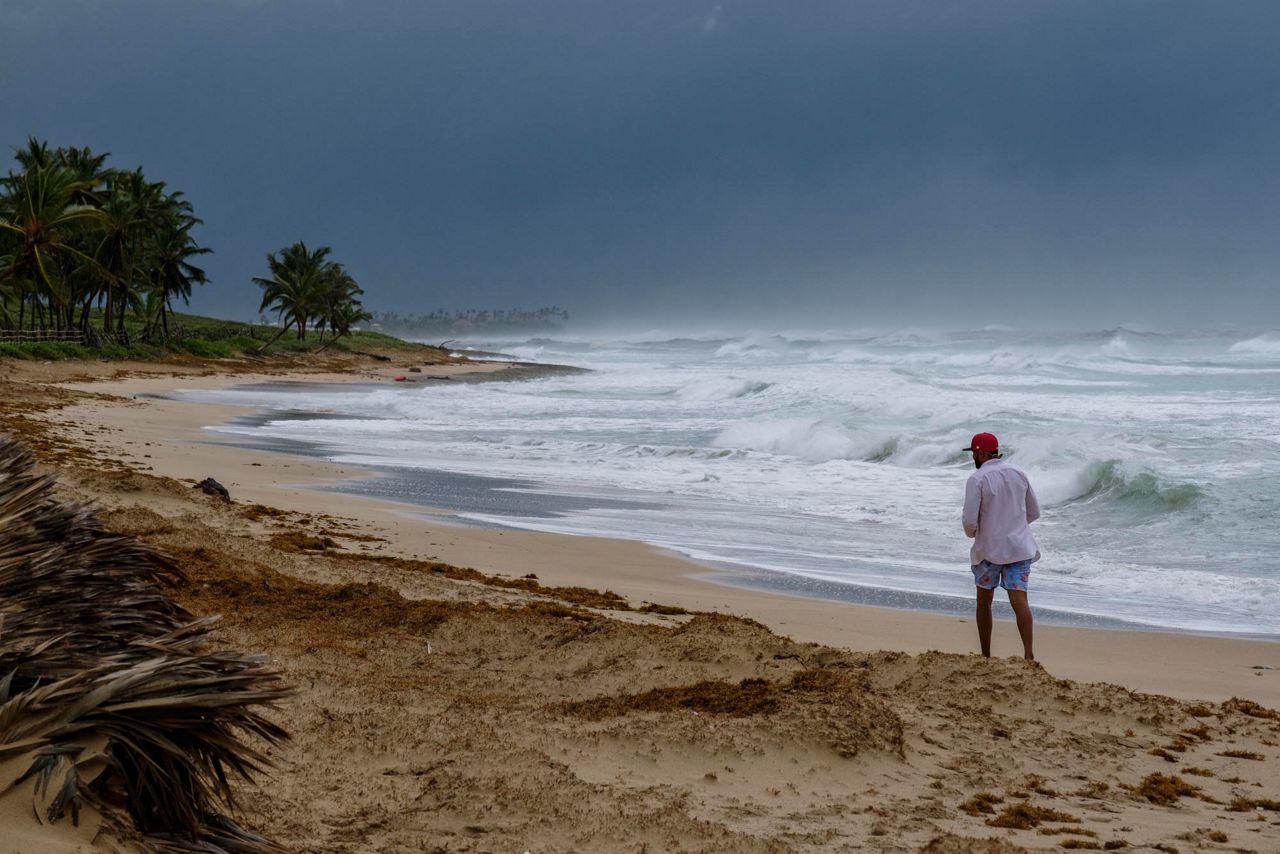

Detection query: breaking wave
xmin=674 ymin=377 xmax=772 ymax=401
xmin=712 ymin=419 xmax=890 ymax=462
xmin=1062 ymin=460 xmax=1202 ymax=514
xmin=1230 ymin=335 xmax=1280 ymax=356
xmin=709 ymin=419 xmax=953 ymax=466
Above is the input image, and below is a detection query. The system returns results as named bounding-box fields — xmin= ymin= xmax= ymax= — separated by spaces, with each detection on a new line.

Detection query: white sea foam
xmin=712 ymin=418 xmax=894 ymax=462
xmin=185 ymin=325 xmax=1280 ymax=635
xmin=674 ymin=377 xmax=772 ymax=401
xmin=1100 ymin=333 xmax=1133 ymax=357
xmin=1230 ymin=334 xmax=1280 ymax=355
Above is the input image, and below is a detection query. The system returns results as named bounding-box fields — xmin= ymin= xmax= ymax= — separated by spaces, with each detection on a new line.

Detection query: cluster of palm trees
xmin=253 ymin=241 xmax=371 ymax=350
xmin=0 ymin=138 xmax=209 ymax=341
xmin=2 ymin=137 xmax=374 ymax=353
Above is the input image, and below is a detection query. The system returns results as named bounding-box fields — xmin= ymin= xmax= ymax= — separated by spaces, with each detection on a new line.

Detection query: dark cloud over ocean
xmin=3 ymin=1 xmax=1278 ymax=326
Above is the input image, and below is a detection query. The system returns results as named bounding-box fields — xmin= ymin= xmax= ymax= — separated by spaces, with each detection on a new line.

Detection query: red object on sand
xmin=393 ymin=375 xmax=407 ymax=382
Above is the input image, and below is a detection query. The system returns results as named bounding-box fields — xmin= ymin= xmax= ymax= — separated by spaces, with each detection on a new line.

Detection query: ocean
xmin=182 ymin=326 xmax=1280 ymax=636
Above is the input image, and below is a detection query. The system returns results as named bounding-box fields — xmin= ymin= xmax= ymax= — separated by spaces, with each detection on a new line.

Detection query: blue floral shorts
xmin=971 ymin=559 xmax=1032 ymax=592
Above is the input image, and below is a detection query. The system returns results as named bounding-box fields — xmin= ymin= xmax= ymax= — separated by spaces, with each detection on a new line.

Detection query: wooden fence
xmin=2 ymin=325 xmax=275 ymax=347
xmin=0 ymin=329 xmax=86 ymax=344
xmin=0 ymin=329 xmax=131 ymax=346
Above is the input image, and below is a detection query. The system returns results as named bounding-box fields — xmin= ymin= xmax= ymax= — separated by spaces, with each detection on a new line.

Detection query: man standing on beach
xmin=961 ymin=433 xmax=1040 ymax=662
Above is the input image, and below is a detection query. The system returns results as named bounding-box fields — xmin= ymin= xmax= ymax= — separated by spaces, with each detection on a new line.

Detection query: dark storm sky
xmin=3 ymin=1 xmax=1278 ymax=327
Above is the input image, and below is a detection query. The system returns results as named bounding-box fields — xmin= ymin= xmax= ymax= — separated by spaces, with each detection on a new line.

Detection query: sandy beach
xmin=3 ymin=348 xmax=1279 ymax=852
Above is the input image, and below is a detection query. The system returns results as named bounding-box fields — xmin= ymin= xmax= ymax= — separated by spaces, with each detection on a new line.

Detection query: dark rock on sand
xmin=194 ymin=477 xmax=231 ymax=502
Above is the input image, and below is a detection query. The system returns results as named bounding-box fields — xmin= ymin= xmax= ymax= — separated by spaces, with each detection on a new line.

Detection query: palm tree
xmin=333 ymin=301 xmax=373 ymax=345
xmin=253 ymin=241 xmax=332 ymax=349
xmin=12 ymin=136 xmax=54 ymax=171
xmin=312 ymin=264 xmax=360 ymax=341
xmin=55 ymin=145 xmax=109 ymax=207
xmin=0 ymin=162 xmax=104 ymax=329
xmin=0 ymin=252 xmax=16 ymax=328
xmin=92 ymin=173 xmax=148 ymax=334
xmin=317 ymin=281 xmax=373 ymax=353
xmin=0 ymin=211 xmax=16 ymax=328
xmin=252 ymin=243 xmax=371 ymax=353
xmin=81 ymin=168 xmax=206 ymax=340
xmin=144 ymin=217 xmax=210 ymax=338
xmin=0 ymin=141 xmax=112 ymax=331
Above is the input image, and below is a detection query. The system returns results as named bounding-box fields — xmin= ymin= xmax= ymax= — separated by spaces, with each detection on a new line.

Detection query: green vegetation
xmin=0 ymin=308 xmax=411 ymax=360
xmin=1 ymin=137 xmax=374 ymax=359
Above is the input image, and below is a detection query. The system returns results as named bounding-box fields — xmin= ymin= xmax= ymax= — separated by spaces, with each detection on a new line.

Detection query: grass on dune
xmin=0 ymin=310 xmax=428 ymax=361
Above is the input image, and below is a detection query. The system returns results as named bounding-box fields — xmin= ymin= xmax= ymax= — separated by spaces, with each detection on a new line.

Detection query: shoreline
xmin=147 ymin=375 xmax=1276 ymax=641
xmin=40 ymin=365 xmax=1280 ymax=704
xmin=146 ymin=377 xmax=1280 ymax=640
xmin=264 ymin=445 xmax=1276 ymax=639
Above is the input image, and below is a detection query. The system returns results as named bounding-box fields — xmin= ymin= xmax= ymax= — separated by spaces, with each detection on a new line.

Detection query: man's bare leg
xmin=1007 ymin=589 xmax=1034 ymax=661
xmin=975 ymin=586 xmax=995 ymax=657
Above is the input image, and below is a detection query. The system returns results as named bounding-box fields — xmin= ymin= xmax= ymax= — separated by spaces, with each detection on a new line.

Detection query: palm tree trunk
xmin=78 ymin=296 xmax=92 ymax=333
xmin=255 ymin=320 xmax=293 ymax=355
xmin=316 ymin=330 xmax=345 ymax=353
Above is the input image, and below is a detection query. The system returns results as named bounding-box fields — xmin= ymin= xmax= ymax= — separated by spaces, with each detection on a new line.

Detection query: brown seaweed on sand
xmin=0 ymin=435 xmax=290 ymax=851
xmin=1129 ymin=773 xmax=1199 ymax=806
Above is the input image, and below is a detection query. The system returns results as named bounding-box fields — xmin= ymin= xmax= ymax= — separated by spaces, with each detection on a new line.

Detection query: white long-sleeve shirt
xmin=962 ymin=458 xmax=1041 ymax=566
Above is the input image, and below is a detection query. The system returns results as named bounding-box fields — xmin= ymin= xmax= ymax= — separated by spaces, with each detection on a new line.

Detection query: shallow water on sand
xmin=185 ymin=326 xmax=1280 ymax=636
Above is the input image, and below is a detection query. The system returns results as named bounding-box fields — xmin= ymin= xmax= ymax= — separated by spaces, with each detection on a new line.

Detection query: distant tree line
xmin=373 ymin=306 xmax=569 ymax=336
xmin=1 ymin=137 xmax=369 ymax=350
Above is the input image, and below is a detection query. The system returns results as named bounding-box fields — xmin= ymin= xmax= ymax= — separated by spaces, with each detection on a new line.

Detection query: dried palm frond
xmin=0 ymin=435 xmax=291 ymax=852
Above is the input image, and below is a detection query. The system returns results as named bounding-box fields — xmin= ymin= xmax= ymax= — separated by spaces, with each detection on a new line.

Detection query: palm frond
xmin=0 ymin=436 xmax=290 ymax=852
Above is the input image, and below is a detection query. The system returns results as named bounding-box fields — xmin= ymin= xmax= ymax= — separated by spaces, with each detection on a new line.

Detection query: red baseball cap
xmin=964 ymin=432 xmax=999 ymax=453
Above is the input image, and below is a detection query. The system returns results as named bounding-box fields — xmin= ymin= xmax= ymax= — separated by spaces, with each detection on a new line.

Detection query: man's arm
xmin=1025 ymin=478 xmax=1041 ymax=524
xmin=962 ymin=477 xmax=981 ymax=538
